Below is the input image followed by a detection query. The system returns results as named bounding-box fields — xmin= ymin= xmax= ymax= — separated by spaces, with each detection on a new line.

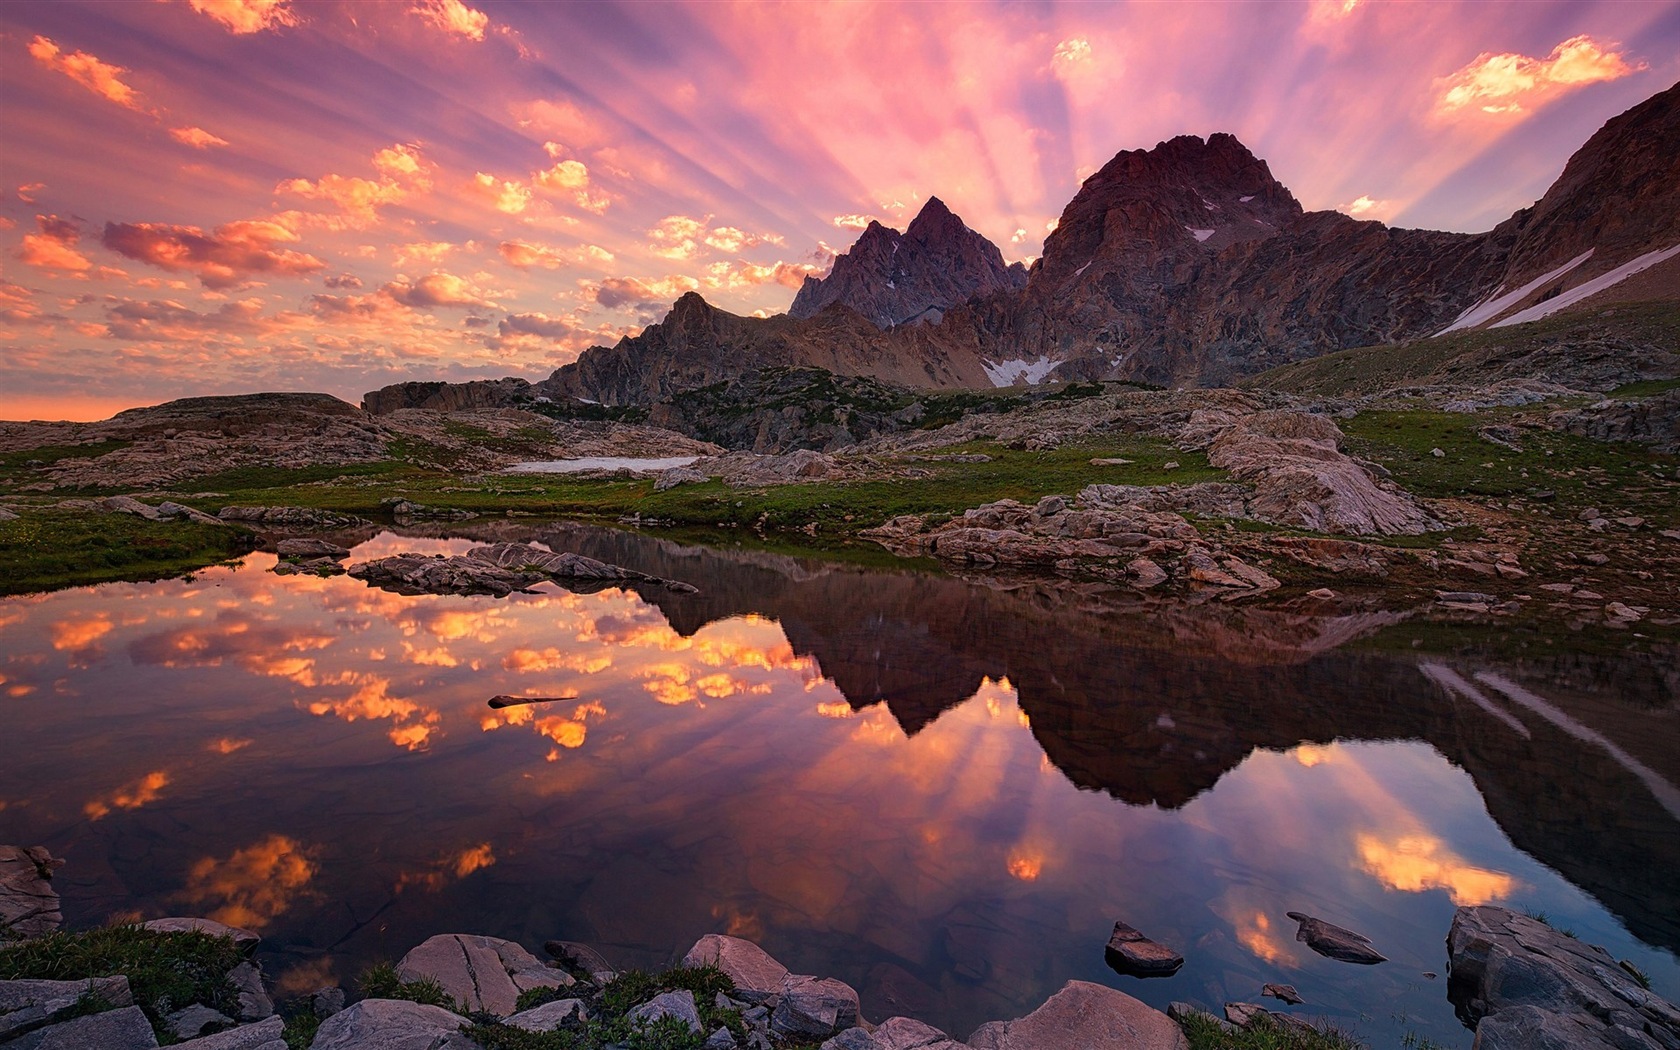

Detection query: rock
xmin=967 ymin=981 xmax=1187 ymax=1050
xmin=683 ymin=935 xmax=790 ymax=1004
xmin=166 ymin=1004 xmax=234 ymax=1040
xmin=1448 ymin=904 xmax=1680 ymax=1050
xmin=274 ymin=538 xmax=351 ymax=559
xmin=706 ymin=1026 xmax=741 ymax=1049
xmin=155 ymin=501 xmax=227 ymax=526
xmin=0 ymin=976 xmax=133 ymax=1041
xmin=348 ymin=553 xmax=544 ymax=597
xmin=395 ymin=934 xmax=572 ymax=1016
xmin=6 ymin=1005 xmax=159 ymax=1049
xmin=1262 ymin=983 xmax=1303 ymax=1005
xmin=140 ymin=916 xmax=260 ymax=953
xmin=1223 ymin=1002 xmax=1268 ymax=1028
xmin=1128 ymin=557 xmax=1169 ymax=588
xmin=0 ymin=845 xmax=64 ymax=941
xmin=1286 ymin=911 xmax=1387 ymax=964
xmin=655 ymin=465 xmax=711 ymax=491
xmin=381 ymin=498 xmax=478 ymax=522
xmin=1548 ymin=389 xmax=1680 ymax=453
xmin=229 ymin=961 xmax=272 ymax=1020
xmin=1307 ymin=587 xmax=1336 ymax=600
xmin=1090 ymin=457 xmax=1133 ymax=466
xmin=544 ymin=940 xmax=617 ymax=983
xmin=870 ymin=1015 xmax=966 ymax=1050
xmin=0 ymin=507 xmax=18 ymax=521
xmin=1436 ymin=591 xmax=1496 ymax=604
xmin=172 ymin=1015 xmax=286 ymax=1050
xmin=271 ymin=557 xmax=345 ymax=577
xmin=1105 ymin=920 xmax=1184 ymax=976
xmin=218 ymin=506 xmax=369 ymax=529
xmin=1166 ymin=1001 xmax=1234 ymax=1034
xmin=1431 ymin=447 xmax=1445 ymax=457
xmin=628 ymin=989 xmax=703 ymax=1034
xmin=1606 ymin=602 xmax=1645 ymax=622
xmin=311 ymin=987 xmax=346 ymax=1019
xmin=308 ymin=999 xmax=470 ymax=1050
xmin=505 ymin=998 xmax=587 ymax=1031
xmin=820 ymin=1028 xmax=874 ymax=1050
xmin=771 ymin=975 xmax=862 ymax=1039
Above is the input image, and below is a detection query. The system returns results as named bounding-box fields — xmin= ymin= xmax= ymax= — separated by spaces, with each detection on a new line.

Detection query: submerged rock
xmin=1448 ymin=904 xmax=1680 ymax=1050
xmin=1262 ymin=983 xmax=1303 ymax=1005
xmin=1286 ymin=911 xmax=1387 ymax=964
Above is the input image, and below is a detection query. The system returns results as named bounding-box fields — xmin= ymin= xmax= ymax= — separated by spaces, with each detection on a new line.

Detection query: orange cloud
xmin=210 ymin=737 xmax=253 ymax=755
xmin=28 ymin=36 xmax=148 ymax=112
xmin=181 ymin=834 xmax=317 ymax=931
xmin=384 ymin=272 xmax=497 ymax=310
xmin=18 ymin=215 xmax=93 ymax=274
xmin=101 ymin=219 xmax=324 ymax=288
xmin=470 ymin=172 xmax=531 ymax=214
xmin=84 ymin=770 xmax=169 ymax=820
xmin=588 ymin=274 xmax=699 ymax=310
xmin=1435 ymin=35 xmax=1645 ymax=118
xmin=393 ymin=241 xmax=454 ymax=267
xmin=705 ymin=260 xmax=824 ymax=292
xmin=1355 ymin=832 xmax=1517 ymax=905
xmin=186 ymin=0 xmax=299 ymax=34
xmin=410 ymin=0 xmax=489 ymax=42
xmin=647 ymin=214 xmax=708 ymax=260
xmin=170 ymin=126 xmax=229 ymax=149
xmin=499 ymin=240 xmax=565 ymax=270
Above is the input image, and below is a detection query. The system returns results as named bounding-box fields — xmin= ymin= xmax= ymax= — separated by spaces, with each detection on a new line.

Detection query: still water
xmin=1 ymin=524 xmax=1676 ymax=1047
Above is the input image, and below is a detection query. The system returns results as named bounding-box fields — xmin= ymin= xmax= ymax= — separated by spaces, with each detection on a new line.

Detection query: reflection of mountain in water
xmin=525 ymin=524 xmax=1680 ymax=955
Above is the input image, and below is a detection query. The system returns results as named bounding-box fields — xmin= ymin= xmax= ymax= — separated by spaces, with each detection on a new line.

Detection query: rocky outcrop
xmin=220 ymin=506 xmax=370 ymax=530
xmin=0 ymin=846 xmax=62 ymax=941
xmin=395 ymin=934 xmax=572 ymax=1016
xmin=348 ymin=542 xmax=699 ymax=597
xmin=1548 ymin=388 xmax=1680 ymax=452
xmin=683 ymin=934 xmax=789 ymax=1003
xmin=0 ymin=977 xmax=132 ymax=1042
xmin=5 ymin=1004 xmax=159 ymax=1049
xmin=967 ymin=980 xmax=1188 ymax=1050
xmin=789 ymin=198 xmax=1027 ymax=328
xmin=361 ymin=378 xmax=534 ymax=416
xmin=1447 ymin=905 xmax=1680 ymax=1050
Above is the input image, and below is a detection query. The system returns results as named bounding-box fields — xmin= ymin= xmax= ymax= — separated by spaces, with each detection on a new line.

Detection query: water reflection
xmin=0 ymin=525 xmax=1675 ymax=1048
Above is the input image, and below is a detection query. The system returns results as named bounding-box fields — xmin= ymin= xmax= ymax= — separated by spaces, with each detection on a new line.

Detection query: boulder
xmin=0 ymin=976 xmax=132 ymax=1041
xmin=966 ymin=981 xmax=1187 ymax=1050
xmin=1104 ymin=920 xmax=1184 ymax=976
xmin=155 ymin=501 xmax=227 ymax=526
xmin=683 ymin=935 xmax=790 ymax=1004
xmin=141 ymin=917 xmax=260 ymax=953
xmin=229 ymin=961 xmax=273 ymax=1020
xmin=655 ymin=465 xmax=711 ymax=491
xmin=311 ymin=987 xmax=346 ymax=1019
xmin=1286 ymin=911 xmax=1386 ymax=964
xmin=172 ymin=1015 xmax=286 ymax=1050
xmin=771 ymin=975 xmax=862 ymax=1039
xmin=395 ymin=934 xmax=572 ymax=1016
xmin=544 ymin=940 xmax=617 ymax=983
xmin=1448 ymin=905 xmax=1680 ymax=1050
xmin=871 ymin=1016 xmax=966 ymax=1050
xmin=308 ymin=999 xmax=472 ymax=1050
xmin=0 ymin=846 xmax=63 ymax=942
xmin=5 ymin=1004 xmax=158 ymax=1050
xmin=274 ymin=538 xmax=351 ymax=559
xmin=505 ymin=998 xmax=587 ymax=1031
xmin=628 ymin=989 xmax=703 ymax=1034
xmin=165 ymin=1003 xmax=234 ymax=1040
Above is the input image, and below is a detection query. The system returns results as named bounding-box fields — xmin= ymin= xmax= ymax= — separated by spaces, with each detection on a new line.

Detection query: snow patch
xmin=1437 ymin=250 xmax=1593 ymax=334
xmin=1186 ymin=227 xmax=1216 ymax=242
xmin=1492 ymin=244 xmax=1680 ymax=329
xmin=1239 ymin=195 xmax=1255 ymax=203
xmin=506 ymin=456 xmax=700 ymax=474
xmin=1073 ymin=260 xmax=1092 ymax=278
xmin=983 ymin=356 xmax=1060 ymax=388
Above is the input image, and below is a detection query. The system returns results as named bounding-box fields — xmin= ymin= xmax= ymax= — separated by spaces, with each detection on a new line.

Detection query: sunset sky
xmin=2 ymin=0 xmax=1677 ymax=421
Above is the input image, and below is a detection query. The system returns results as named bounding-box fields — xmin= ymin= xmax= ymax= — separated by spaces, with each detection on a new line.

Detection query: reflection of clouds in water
xmin=128 ymin=610 xmax=336 ymax=686
xmin=1356 ymin=833 xmax=1516 ymax=905
xmin=274 ymin=957 xmax=336 ymax=998
xmin=210 ymin=738 xmax=252 ymax=755
xmin=306 ymin=672 xmax=439 ymax=751
xmin=395 ymin=842 xmax=497 ymax=894
xmin=84 ymin=770 xmax=169 ymax=820
xmin=50 ymin=615 xmax=112 ymax=651
xmin=180 ymin=834 xmax=317 ymax=931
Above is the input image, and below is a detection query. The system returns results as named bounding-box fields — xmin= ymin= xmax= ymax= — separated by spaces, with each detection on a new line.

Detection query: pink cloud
xmin=499 ymin=240 xmax=565 ymax=270
xmin=101 ymin=219 xmax=325 ymax=288
xmin=28 ymin=36 xmax=148 ymax=113
xmin=1434 ymin=35 xmax=1646 ymax=118
xmin=588 ymin=274 xmax=699 ymax=310
xmin=171 ymin=126 xmax=230 ymax=149
xmin=185 ymin=0 xmax=299 ymax=34
xmin=384 ymin=272 xmax=498 ymax=310
xmin=409 ymin=0 xmax=490 ymax=42
xmin=17 ymin=214 xmax=93 ymax=274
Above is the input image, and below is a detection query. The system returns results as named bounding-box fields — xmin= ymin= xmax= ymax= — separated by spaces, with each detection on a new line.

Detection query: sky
xmin=2 ymin=0 xmax=1677 ymax=421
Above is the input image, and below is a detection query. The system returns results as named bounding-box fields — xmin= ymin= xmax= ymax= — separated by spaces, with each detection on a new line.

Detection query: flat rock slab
xmin=0 ymin=976 xmax=132 ymax=1041
xmin=1105 ymin=921 xmax=1184 ymax=977
xmin=140 ymin=917 xmax=261 ymax=953
xmin=1449 ymin=904 xmax=1680 ymax=1050
xmin=684 ymin=934 xmax=790 ymax=1004
xmin=1286 ymin=911 xmax=1386 ymax=964
xmin=0 ymin=845 xmax=64 ymax=941
xmin=505 ymin=998 xmax=587 ymax=1031
xmin=396 ymin=934 xmax=571 ymax=1016
xmin=6 ymin=1004 xmax=158 ymax=1050
xmin=173 ymin=1015 xmax=286 ymax=1050
xmin=967 ymin=980 xmax=1188 ymax=1050
xmin=309 ymin=999 xmax=471 ymax=1050
xmin=1262 ymin=983 xmax=1303 ymax=1005
xmin=629 ymin=989 xmax=704 ymax=1034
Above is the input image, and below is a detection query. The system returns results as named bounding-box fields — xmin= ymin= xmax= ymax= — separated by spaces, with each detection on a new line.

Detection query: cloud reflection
xmin=180 ymin=834 xmax=317 ymax=931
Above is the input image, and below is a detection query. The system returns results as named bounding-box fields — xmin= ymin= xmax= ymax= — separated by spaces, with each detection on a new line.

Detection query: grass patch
xmin=280 ymin=1004 xmax=321 ymax=1050
xmin=1177 ymin=1010 xmax=1366 ymax=1050
xmin=1609 ymin=377 xmax=1680 ymax=398
xmin=0 ymin=511 xmax=253 ymax=595
xmin=357 ymin=961 xmax=458 ymax=1010
xmin=0 ymin=925 xmax=244 ymax=1042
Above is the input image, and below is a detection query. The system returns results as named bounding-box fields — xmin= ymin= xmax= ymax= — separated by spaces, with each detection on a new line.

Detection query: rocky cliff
xmin=789 ymin=197 xmax=1027 ymax=328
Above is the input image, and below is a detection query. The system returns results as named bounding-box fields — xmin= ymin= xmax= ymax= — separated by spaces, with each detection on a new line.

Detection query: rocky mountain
xmin=788 ymin=197 xmax=1027 ymax=327
xmin=541 ymin=79 xmax=1680 ymax=403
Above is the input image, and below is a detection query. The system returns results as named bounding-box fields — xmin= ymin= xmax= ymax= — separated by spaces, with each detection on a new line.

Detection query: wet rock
xmin=166 ymin=1003 xmax=234 ymax=1040
xmin=218 ymin=506 xmax=369 ymax=529
xmin=1448 ymin=904 xmax=1680 ymax=1050
xmin=505 ymin=998 xmax=587 ymax=1031
xmin=271 ymin=557 xmax=345 ymax=577
xmin=544 ymin=940 xmax=617 ymax=983
xmin=967 ymin=980 xmax=1187 ymax=1050
xmin=396 ymin=934 xmax=572 ymax=1016
xmin=172 ymin=1014 xmax=286 ymax=1049
xmin=0 ymin=845 xmax=63 ymax=942
xmin=772 ymin=975 xmax=862 ymax=1039
xmin=1105 ymin=920 xmax=1184 ymax=976
xmin=140 ymin=916 xmax=260 ymax=953
xmin=683 ymin=935 xmax=790 ymax=1004
xmin=1286 ymin=911 xmax=1387 ymax=964
xmin=274 ymin=538 xmax=351 ymax=559
xmin=6 ymin=1004 xmax=159 ymax=1050
xmin=308 ymin=999 xmax=470 ymax=1050
xmin=0 ymin=976 xmax=132 ymax=1041
xmin=1262 ymin=983 xmax=1303 ymax=1005
xmin=1307 ymin=587 xmax=1336 ymax=600
xmin=628 ymin=989 xmax=703 ymax=1034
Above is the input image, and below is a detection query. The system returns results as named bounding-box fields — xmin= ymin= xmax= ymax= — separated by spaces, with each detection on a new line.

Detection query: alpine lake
xmin=2 ymin=522 xmax=1676 ymax=1049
